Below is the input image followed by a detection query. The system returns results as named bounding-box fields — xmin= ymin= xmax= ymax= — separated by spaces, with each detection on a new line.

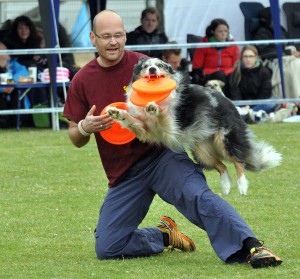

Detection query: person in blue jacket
xmin=0 ymin=41 xmax=29 ymax=128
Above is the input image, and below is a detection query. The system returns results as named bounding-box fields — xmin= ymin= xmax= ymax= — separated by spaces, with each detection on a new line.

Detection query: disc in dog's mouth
xmin=146 ymin=74 xmax=166 ymax=79
xmin=130 ymin=77 xmax=176 ymax=106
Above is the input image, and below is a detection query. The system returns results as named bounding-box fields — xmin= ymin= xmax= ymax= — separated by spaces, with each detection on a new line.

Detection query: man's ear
xmin=90 ymin=31 xmax=96 ymax=46
xmin=124 ymin=30 xmax=127 ymax=43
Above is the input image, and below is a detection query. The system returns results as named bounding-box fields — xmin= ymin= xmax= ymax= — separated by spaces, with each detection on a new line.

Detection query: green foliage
xmin=0 ymin=123 xmax=299 ymax=278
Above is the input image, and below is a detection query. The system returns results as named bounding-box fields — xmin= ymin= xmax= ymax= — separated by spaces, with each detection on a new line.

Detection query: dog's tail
xmin=245 ymin=141 xmax=282 ymax=172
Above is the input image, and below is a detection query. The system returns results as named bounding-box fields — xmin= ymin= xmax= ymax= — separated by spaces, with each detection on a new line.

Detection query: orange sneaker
xmin=157 ymin=216 xmax=196 ymax=252
xmin=247 ymin=242 xmax=283 ymax=268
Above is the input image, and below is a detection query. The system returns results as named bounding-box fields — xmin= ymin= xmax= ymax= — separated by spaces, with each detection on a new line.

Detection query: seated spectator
xmin=126 ymin=7 xmax=168 ymax=58
xmin=192 ymin=18 xmax=239 ymax=92
xmin=161 ymin=41 xmax=190 ymax=80
xmin=3 ymin=15 xmax=47 ymax=70
xmin=3 ymin=15 xmax=48 ymax=110
xmin=36 ymin=22 xmax=80 ymax=80
xmin=253 ymin=7 xmax=300 ymax=99
xmin=228 ymin=45 xmax=279 ymax=123
xmin=0 ymin=41 xmax=29 ymax=128
xmin=35 ymin=23 xmax=80 ymax=104
xmin=57 ymin=23 xmax=80 ymax=79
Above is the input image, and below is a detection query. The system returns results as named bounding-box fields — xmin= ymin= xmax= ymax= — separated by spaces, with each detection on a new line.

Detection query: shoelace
xmin=246 ymin=246 xmax=273 ymax=262
xmin=158 ymin=220 xmax=183 ymax=251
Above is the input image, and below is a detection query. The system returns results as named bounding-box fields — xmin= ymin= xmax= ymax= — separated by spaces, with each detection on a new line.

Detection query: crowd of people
xmin=125 ymin=7 xmax=299 ymax=124
xmin=1 ymin=7 xmax=299 ymax=128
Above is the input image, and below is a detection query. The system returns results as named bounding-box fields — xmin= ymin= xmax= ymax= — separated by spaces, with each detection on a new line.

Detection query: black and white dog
xmin=107 ymin=58 xmax=282 ymax=195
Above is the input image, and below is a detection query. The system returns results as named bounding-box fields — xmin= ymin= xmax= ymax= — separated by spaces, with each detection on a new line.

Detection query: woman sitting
xmin=228 ymin=45 xmax=292 ymax=123
xmin=253 ymin=7 xmax=300 ymax=99
xmin=192 ymin=18 xmax=239 ymax=92
xmin=0 ymin=41 xmax=29 ymax=128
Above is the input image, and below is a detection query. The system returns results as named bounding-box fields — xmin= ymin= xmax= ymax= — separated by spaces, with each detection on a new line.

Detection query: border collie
xmin=107 ymin=58 xmax=282 ymax=195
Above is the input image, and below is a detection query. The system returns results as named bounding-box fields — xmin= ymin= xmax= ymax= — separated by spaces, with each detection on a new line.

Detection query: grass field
xmin=0 ymin=123 xmax=299 ymax=278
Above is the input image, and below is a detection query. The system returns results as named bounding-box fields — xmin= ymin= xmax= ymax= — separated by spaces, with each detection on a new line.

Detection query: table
xmin=0 ymin=81 xmax=70 ymax=130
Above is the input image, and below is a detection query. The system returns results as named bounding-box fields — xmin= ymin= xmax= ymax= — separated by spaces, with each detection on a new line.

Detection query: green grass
xmin=0 ymin=123 xmax=299 ymax=279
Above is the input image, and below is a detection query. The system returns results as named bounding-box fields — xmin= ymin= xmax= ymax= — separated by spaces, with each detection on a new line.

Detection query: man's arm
xmin=68 ymin=120 xmax=91 ymax=148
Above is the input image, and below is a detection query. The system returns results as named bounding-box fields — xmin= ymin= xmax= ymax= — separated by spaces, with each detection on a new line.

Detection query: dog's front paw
xmin=106 ymin=107 xmax=126 ymax=121
xmin=145 ymin=102 xmax=159 ymax=115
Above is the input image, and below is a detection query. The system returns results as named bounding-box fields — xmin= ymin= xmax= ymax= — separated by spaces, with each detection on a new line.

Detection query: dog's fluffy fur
xmin=107 ymin=58 xmax=282 ymax=195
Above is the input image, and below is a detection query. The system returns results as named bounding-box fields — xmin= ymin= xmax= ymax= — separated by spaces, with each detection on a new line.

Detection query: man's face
xmin=163 ymin=53 xmax=182 ymax=71
xmin=141 ymin=13 xmax=158 ymax=34
xmin=91 ymin=15 xmax=127 ymax=67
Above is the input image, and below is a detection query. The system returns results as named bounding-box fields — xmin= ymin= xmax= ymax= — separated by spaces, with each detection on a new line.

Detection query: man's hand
xmin=68 ymin=105 xmax=114 ymax=148
xmin=81 ymin=105 xmax=114 ymax=134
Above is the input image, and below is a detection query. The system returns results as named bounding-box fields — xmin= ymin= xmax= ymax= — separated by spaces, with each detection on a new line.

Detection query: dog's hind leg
xmin=233 ymin=160 xmax=249 ymax=195
xmin=214 ymin=161 xmax=232 ymax=196
xmin=192 ymin=143 xmax=232 ymax=195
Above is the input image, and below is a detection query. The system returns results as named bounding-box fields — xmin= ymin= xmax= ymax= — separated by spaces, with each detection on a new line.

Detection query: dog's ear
xmin=167 ymin=64 xmax=176 ymax=75
xmin=218 ymin=80 xmax=225 ymax=88
xmin=138 ymin=57 xmax=147 ymax=64
xmin=132 ymin=58 xmax=146 ymax=82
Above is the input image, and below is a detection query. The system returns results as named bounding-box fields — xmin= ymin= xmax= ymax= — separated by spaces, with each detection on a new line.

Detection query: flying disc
xmin=130 ymin=77 xmax=177 ymax=106
xmin=100 ymin=102 xmax=136 ymax=145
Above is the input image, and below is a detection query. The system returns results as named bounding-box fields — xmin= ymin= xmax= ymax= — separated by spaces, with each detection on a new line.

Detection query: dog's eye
xmin=157 ymin=63 xmax=165 ymax=69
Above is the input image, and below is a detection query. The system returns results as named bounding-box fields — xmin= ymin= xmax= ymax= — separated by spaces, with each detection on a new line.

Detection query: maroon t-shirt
xmin=63 ymin=51 xmax=163 ymax=187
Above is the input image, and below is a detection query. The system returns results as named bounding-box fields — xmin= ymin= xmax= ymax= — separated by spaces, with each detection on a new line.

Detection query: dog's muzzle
xmin=149 ymin=67 xmax=157 ymax=75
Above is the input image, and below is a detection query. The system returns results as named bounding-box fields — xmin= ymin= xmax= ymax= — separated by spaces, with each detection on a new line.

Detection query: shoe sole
xmin=160 ymin=216 xmax=196 ymax=251
xmin=251 ymin=256 xmax=283 ymax=268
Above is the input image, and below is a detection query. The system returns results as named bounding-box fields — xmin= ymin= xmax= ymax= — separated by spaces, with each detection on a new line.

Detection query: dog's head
xmin=132 ymin=57 xmax=176 ymax=82
xmin=205 ymin=80 xmax=225 ymax=93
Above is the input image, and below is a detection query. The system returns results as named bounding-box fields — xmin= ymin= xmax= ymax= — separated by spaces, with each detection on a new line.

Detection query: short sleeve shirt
xmin=63 ymin=51 xmax=163 ymax=186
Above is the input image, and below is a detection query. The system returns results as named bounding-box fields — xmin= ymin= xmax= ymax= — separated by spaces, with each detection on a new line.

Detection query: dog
xmin=106 ymin=58 xmax=282 ymax=195
xmin=205 ymin=79 xmax=225 ymax=96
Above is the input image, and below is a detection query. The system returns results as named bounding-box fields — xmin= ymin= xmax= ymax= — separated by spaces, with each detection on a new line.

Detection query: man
xmin=63 ymin=10 xmax=282 ymax=268
xmin=161 ymin=41 xmax=190 ymax=79
xmin=126 ymin=7 xmax=168 ymax=58
xmin=0 ymin=41 xmax=29 ymax=128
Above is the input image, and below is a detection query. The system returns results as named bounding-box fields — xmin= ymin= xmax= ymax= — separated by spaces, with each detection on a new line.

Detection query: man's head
xmin=140 ymin=7 xmax=160 ymax=34
xmin=90 ymin=10 xmax=127 ymax=67
xmin=162 ymin=43 xmax=182 ymax=71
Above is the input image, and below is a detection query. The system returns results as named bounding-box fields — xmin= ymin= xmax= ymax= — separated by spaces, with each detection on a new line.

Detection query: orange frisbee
xmin=100 ymin=102 xmax=136 ymax=145
xmin=130 ymin=77 xmax=176 ymax=106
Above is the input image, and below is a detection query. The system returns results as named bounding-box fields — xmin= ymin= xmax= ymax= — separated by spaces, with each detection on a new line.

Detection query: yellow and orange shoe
xmin=157 ymin=216 xmax=196 ymax=252
xmin=247 ymin=242 xmax=283 ymax=268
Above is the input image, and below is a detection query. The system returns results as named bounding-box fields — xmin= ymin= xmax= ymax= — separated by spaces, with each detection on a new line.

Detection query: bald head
xmin=90 ymin=10 xmax=127 ymax=67
xmin=93 ymin=10 xmax=125 ymax=33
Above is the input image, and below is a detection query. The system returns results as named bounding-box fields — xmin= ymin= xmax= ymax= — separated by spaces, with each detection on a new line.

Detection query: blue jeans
xmin=252 ymin=103 xmax=277 ymax=113
xmin=94 ymin=149 xmax=255 ymax=263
